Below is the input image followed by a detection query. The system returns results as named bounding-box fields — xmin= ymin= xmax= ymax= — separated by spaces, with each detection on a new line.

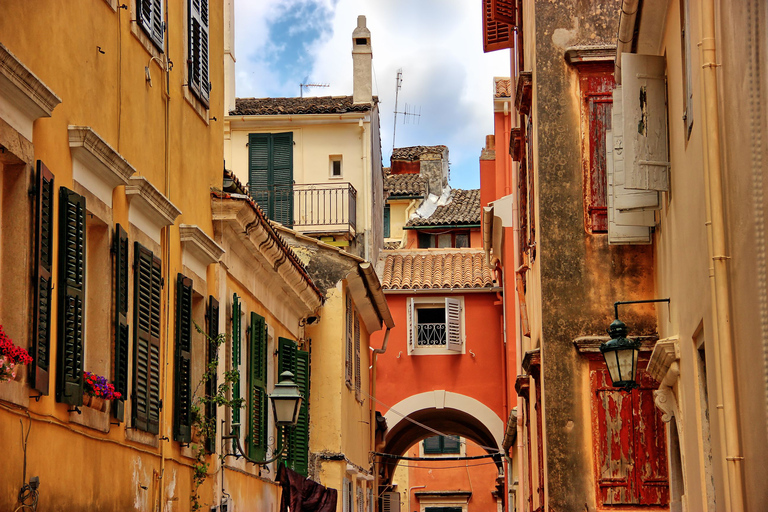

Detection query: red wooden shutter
xmin=491 ymin=0 xmax=516 ymax=25
xmin=635 ymin=373 xmax=670 ymax=505
xmin=113 ymin=224 xmax=130 ymax=422
xmin=56 ymin=187 xmax=86 ymax=406
xmin=31 ymin=161 xmax=54 ymax=395
xmin=483 ymin=0 xmax=512 ymax=52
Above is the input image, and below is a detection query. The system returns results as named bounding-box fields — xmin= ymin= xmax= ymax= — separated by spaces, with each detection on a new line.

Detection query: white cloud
xmin=234 ymin=0 xmax=510 ymax=189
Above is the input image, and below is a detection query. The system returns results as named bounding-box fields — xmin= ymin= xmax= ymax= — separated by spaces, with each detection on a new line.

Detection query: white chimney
xmin=352 ymin=15 xmax=372 ymax=104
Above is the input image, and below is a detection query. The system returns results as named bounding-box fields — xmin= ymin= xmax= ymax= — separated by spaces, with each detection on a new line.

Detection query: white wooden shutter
xmin=608 ymin=129 xmax=653 ymax=244
xmin=445 ymin=297 xmax=462 ymax=352
xmin=407 ymin=298 xmax=415 ymax=351
xmin=621 ymin=53 xmax=670 ymax=191
xmin=343 ymin=478 xmax=350 ymax=512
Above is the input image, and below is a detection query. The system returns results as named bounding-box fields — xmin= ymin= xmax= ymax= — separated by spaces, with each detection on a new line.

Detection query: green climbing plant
xmin=189 ymin=322 xmax=244 ymax=512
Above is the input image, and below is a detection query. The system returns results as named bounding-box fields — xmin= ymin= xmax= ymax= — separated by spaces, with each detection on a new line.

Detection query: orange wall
xmin=373 ymin=292 xmax=505 ymax=419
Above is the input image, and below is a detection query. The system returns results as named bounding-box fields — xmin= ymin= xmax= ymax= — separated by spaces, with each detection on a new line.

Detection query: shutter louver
xmin=621 ymin=53 xmax=670 ymax=192
xmin=354 ymin=315 xmax=361 ymax=399
xmin=173 ymin=274 xmax=193 ymax=442
xmin=445 ymin=298 xmax=462 ymax=352
xmin=133 ymin=243 xmax=162 ymax=434
xmin=188 ymin=0 xmax=210 ymax=105
xmin=205 ymin=295 xmax=219 ymax=452
xmin=345 ymin=294 xmax=353 ymax=385
xmin=231 ymin=294 xmax=241 ymax=426
xmin=138 ymin=0 xmax=164 ymax=52
xmin=32 ymin=161 xmax=54 ymax=395
xmin=423 ymin=436 xmax=441 ymax=454
xmin=278 ymin=338 xmax=298 ymax=468
xmin=491 ymin=0 xmax=516 ymax=25
xmin=407 ymin=298 xmax=415 ymax=351
xmin=483 ymin=0 xmax=512 ymax=53
xmin=271 ymin=132 xmax=294 ymax=227
xmin=248 ymin=133 xmax=271 ymax=212
xmin=247 ymin=312 xmax=268 ymax=460
xmin=290 ymin=349 xmax=310 ymax=476
xmin=56 ymin=188 xmax=86 ymax=405
xmin=113 ymin=224 xmax=130 ymax=421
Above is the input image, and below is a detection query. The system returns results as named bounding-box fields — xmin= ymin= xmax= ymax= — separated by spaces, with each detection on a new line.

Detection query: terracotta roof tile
xmin=407 ymin=189 xmax=481 ymax=227
xmin=231 ymin=96 xmax=375 ymax=116
xmin=385 ymin=174 xmax=427 ymax=197
xmin=495 ymin=77 xmax=512 ymax=98
xmin=379 ymin=249 xmax=495 ymax=290
xmin=391 ymin=145 xmax=447 ymax=162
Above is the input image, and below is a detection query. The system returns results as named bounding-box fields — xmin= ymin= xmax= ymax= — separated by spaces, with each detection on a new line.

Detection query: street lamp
xmin=600 ymin=299 xmax=671 ymax=390
xmin=222 ymin=371 xmax=303 ymax=465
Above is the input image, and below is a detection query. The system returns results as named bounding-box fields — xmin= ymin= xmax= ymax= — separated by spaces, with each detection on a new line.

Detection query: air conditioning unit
xmin=381 ymin=492 xmax=401 ymax=512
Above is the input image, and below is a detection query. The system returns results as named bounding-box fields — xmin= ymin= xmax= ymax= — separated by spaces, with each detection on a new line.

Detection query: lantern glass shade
xmin=600 ymin=319 xmax=641 ymax=389
xmin=270 ymin=371 xmax=304 ymax=426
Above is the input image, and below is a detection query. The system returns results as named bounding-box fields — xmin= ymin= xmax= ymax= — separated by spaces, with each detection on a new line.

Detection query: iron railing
xmin=417 ymin=323 xmax=446 ymax=346
xmin=292 ymin=182 xmax=357 ymax=233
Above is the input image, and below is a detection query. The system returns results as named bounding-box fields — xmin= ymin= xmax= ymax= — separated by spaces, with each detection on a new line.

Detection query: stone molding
xmin=68 ymin=126 xmax=136 ymax=188
xmin=564 ymin=45 xmax=617 ymax=65
xmin=125 ymin=176 xmax=181 ymax=227
xmin=179 ymin=224 xmax=224 ymax=266
xmin=647 ymin=336 xmax=681 ymax=383
xmin=0 ymin=42 xmax=61 ymax=119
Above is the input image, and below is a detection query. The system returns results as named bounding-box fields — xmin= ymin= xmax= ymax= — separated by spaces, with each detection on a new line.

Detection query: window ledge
xmin=0 ymin=378 xmax=30 ymax=408
xmin=184 ymin=87 xmax=210 ymax=125
xmin=70 ymin=402 xmax=110 ymax=433
xmin=126 ymin=426 xmax=160 ymax=448
xmin=180 ymin=224 xmax=225 ymax=266
xmin=126 ymin=176 xmax=181 ymax=233
xmin=69 ymin=126 xmax=136 ymax=206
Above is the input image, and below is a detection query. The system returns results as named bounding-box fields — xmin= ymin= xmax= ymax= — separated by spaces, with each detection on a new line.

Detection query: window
xmin=247 ymin=312 xmax=268 ymax=461
xmin=680 ymin=0 xmax=694 ymax=140
xmin=330 ymin=156 xmax=343 ymax=178
xmin=56 ymin=187 xmax=86 ymax=406
xmin=137 ymin=0 xmax=164 ymax=52
xmin=417 ymin=231 xmax=470 ymax=248
xmin=188 ymin=0 xmax=210 ymax=105
xmin=279 ymin=337 xmax=310 ymax=475
xmin=132 ymin=242 xmax=163 ymax=434
xmin=423 ymin=435 xmax=461 ymax=455
xmin=343 ymin=478 xmax=353 ymax=512
xmin=591 ymin=364 xmax=669 ymax=506
xmin=248 ymin=133 xmax=293 ymax=227
xmin=407 ymin=297 xmax=463 ymax=354
xmin=578 ymin=64 xmax=614 ymax=234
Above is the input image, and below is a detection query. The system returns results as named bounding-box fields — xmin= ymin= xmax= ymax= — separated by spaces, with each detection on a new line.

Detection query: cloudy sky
xmin=233 ymin=0 xmax=510 ymax=190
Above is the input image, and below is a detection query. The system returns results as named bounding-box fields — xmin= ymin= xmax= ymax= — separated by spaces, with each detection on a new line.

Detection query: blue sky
xmin=233 ymin=0 xmax=510 ymax=190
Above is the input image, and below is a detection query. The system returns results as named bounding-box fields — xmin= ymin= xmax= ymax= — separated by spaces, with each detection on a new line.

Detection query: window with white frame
xmin=407 ymin=297 xmax=464 ymax=355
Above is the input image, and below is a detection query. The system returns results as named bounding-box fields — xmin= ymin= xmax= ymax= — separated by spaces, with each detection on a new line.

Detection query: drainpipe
xmin=408 ymin=485 xmax=426 ymax=512
xmin=699 ymin=0 xmax=745 ymax=509
xmin=615 ymin=0 xmax=639 ymax=84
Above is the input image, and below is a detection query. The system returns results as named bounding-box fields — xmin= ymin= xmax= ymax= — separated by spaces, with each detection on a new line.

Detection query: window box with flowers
xmin=0 ymin=325 xmax=32 ymax=383
xmin=82 ymin=371 xmax=122 ymax=412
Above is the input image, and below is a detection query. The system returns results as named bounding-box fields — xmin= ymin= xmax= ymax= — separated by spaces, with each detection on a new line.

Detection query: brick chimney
xmin=352 ymin=15 xmax=372 ymax=104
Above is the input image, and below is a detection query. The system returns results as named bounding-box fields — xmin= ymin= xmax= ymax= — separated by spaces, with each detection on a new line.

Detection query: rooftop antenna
xmin=392 ymin=69 xmax=421 ymax=150
xmin=300 ymin=81 xmax=330 ymax=98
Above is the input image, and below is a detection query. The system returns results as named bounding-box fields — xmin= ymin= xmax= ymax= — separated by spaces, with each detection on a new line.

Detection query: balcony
xmin=292 ymin=182 xmax=357 ymax=236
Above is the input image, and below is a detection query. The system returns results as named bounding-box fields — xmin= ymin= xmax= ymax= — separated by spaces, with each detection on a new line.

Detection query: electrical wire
xmin=393 ymin=461 xmax=500 ymax=470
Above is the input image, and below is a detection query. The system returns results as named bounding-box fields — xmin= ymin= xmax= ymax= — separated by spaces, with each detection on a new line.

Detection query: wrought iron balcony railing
xmin=292 ymin=182 xmax=357 ymax=234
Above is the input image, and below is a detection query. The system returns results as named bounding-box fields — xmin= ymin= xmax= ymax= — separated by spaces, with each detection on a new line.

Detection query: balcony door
xmin=248 ymin=132 xmax=293 ymax=226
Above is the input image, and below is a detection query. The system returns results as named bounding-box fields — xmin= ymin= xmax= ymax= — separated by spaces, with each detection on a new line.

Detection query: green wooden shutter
xmin=383 ymin=204 xmax=390 ymax=238
xmin=271 ymin=132 xmax=294 ymax=226
xmin=442 ymin=435 xmax=461 ymax=453
xmin=133 ymin=242 xmax=162 ymax=434
xmin=278 ymin=337 xmax=297 ymax=466
xmin=231 ymin=294 xmax=241 ymax=426
xmin=206 ymin=295 xmax=219 ymax=452
xmin=31 ymin=161 xmax=54 ymax=395
xmin=56 ymin=187 xmax=86 ymax=406
xmin=290 ymin=348 xmax=310 ymax=475
xmin=173 ymin=274 xmax=193 ymax=442
xmin=113 ymin=224 xmax=130 ymax=421
xmin=138 ymin=0 xmax=164 ymax=51
xmin=247 ymin=312 xmax=268 ymax=460
xmin=423 ymin=436 xmax=442 ymax=454
xmin=345 ymin=294 xmax=353 ymax=385
xmin=188 ymin=0 xmax=210 ymax=104
xmin=354 ymin=315 xmax=361 ymax=399
xmin=248 ymin=133 xmax=271 ymax=212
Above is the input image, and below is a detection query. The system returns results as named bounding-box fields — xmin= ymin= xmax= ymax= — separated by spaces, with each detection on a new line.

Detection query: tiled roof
xmin=391 ymin=145 xmax=447 ymax=162
xmin=495 ymin=77 xmax=512 ymax=98
xmin=385 ymin=173 xmax=427 ymax=197
xmin=231 ymin=96 xmax=375 ymax=116
xmin=380 ymin=249 xmax=495 ymax=290
xmin=406 ymin=189 xmax=481 ymax=227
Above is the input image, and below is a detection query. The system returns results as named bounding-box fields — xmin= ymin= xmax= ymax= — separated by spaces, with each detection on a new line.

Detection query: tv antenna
xmin=392 ymin=69 xmax=421 ymax=150
xmin=300 ymin=81 xmax=329 ymax=98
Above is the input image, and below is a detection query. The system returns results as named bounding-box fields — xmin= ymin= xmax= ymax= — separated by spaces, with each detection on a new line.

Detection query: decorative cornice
xmin=646 ymin=336 xmax=681 ymax=383
xmin=0 ymin=42 xmax=61 ymax=118
xmin=521 ymin=348 xmax=540 ymax=374
xmin=564 ymin=45 xmax=617 ymax=65
xmin=179 ymin=224 xmax=224 ymax=266
xmin=125 ymin=176 xmax=181 ymax=227
xmin=573 ymin=335 xmax=658 ymax=354
xmin=514 ymin=374 xmax=530 ymax=399
xmin=68 ymin=126 xmax=135 ymax=187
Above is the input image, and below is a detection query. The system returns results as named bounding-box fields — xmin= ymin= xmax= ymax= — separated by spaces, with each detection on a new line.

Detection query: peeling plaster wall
xmin=530 ymin=1 xmax=656 ymax=510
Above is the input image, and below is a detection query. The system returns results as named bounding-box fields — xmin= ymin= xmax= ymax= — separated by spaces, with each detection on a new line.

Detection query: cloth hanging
xmin=278 ymin=464 xmax=338 ymax=512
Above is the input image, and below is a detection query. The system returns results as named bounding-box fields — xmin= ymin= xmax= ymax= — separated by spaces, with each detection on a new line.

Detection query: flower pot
xmin=83 ymin=395 xmax=107 ymax=412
